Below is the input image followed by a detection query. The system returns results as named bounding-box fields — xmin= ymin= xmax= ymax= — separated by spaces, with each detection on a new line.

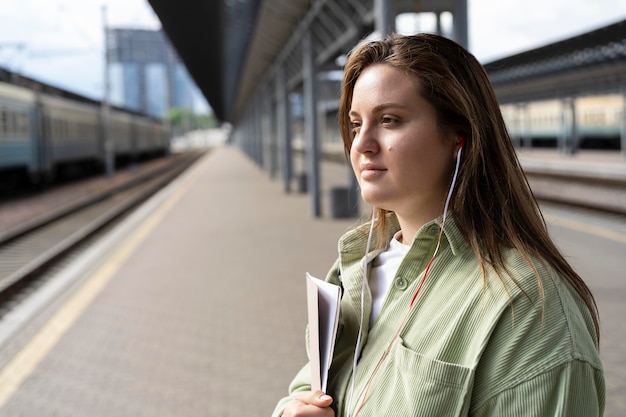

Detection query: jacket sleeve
xmin=471 ymin=359 xmax=604 ymax=416
xmin=271 ymin=259 xmax=342 ymax=417
xmin=470 ymin=264 xmax=605 ymax=417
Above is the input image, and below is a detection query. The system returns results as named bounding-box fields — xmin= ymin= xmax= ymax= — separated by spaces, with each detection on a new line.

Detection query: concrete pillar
xmin=303 ymin=29 xmax=321 ymax=217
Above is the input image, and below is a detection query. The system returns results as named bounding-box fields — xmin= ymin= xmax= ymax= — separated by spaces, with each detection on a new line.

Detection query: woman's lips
xmin=360 ymin=163 xmax=386 ymax=180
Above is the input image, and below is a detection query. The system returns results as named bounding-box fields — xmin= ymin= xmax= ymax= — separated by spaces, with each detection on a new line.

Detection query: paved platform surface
xmin=0 ymin=146 xmax=360 ymax=417
xmin=0 ymin=145 xmax=622 ymax=417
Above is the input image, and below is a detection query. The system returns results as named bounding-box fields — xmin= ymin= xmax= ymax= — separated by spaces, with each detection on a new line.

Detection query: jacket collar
xmin=338 ymin=211 xmax=468 ymax=259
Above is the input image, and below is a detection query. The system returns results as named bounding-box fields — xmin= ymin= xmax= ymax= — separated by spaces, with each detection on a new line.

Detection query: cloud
xmin=470 ymin=0 xmax=626 ymax=62
xmin=2 ymin=0 xmax=625 ymax=98
xmin=0 ymin=0 xmax=160 ymax=98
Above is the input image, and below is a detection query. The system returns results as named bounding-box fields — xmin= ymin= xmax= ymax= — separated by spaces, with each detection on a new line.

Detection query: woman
xmin=273 ymin=33 xmax=604 ymax=417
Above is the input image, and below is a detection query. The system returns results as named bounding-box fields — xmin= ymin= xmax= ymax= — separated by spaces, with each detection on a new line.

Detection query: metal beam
xmin=451 ymin=0 xmax=468 ymax=48
xmin=375 ymin=0 xmax=396 ymax=37
xmin=303 ymin=29 xmax=322 ymax=217
xmin=275 ymin=64 xmax=293 ymax=193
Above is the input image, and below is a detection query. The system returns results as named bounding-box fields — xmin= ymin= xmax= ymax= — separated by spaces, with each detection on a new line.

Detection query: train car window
xmin=55 ymin=118 xmax=62 ymax=140
xmin=68 ymin=120 xmax=74 ymax=141
xmin=9 ymin=111 xmax=17 ymax=135
xmin=19 ymin=112 xmax=29 ymax=135
xmin=0 ymin=108 xmax=6 ymax=136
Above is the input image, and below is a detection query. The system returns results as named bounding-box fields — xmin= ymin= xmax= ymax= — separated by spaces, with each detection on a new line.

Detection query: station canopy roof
xmin=148 ymin=0 xmax=313 ymax=123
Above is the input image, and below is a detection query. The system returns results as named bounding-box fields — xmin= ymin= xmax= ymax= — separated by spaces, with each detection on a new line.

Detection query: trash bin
xmin=296 ymin=173 xmax=307 ymax=193
xmin=329 ymin=187 xmax=359 ymax=218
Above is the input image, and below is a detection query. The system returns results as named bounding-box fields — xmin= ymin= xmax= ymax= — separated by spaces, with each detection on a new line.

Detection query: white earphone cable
xmin=347 ymin=206 xmax=376 ymax=412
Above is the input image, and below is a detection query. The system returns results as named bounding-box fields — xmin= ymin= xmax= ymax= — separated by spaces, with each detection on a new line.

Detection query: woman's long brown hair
xmin=338 ymin=33 xmax=600 ymax=342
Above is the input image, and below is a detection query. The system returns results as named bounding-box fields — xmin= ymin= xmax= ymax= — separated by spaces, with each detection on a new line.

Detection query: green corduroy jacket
xmin=273 ymin=214 xmax=604 ymax=417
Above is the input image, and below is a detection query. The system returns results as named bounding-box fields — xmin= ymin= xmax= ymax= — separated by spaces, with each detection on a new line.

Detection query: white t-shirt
xmin=369 ymin=232 xmax=410 ymax=323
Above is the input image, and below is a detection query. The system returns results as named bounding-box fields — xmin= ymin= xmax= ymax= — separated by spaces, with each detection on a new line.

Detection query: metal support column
xmin=375 ymin=0 xmax=396 ymax=37
xmin=243 ymin=111 xmax=251 ymax=159
xmin=621 ymin=89 xmax=626 ymax=158
xmin=251 ymin=96 xmax=258 ymax=164
xmin=260 ymin=89 xmax=272 ymax=172
xmin=256 ymin=94 xmax=265 ymax=166
xmin=101 ymin=6 xmax=114 ymax=178
xmin=559 ymin=97 xmax=578 ymax=155
xmin=303 ymin=29 xmax=321 ymax=217
xmin=267 ymin=90 xmax=278 ymax=179
xmin=248 ymin=100 xmax=256 ymax=163
xmin=246 ymin=110 xmax=253 ymax=160
xmin=452 ymin=0 xmax=469 ymax=49
xmin=435 ymin=11 xmax=442 ymax=36
xmin=520 ymin=103 xmax=532 ymax=149
xmin=276 ymin=65 xmax=293 ymax=192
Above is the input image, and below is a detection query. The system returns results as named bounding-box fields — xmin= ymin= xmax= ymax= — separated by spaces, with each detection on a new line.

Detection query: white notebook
xmin=306 ymin=272 xmax=342 ymax=393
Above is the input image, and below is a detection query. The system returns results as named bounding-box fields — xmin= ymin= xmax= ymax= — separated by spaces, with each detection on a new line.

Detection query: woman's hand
xmin=282 ymin=391 xmax=335 ymax=417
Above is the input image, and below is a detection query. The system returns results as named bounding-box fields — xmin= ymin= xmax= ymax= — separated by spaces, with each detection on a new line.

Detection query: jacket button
xmin=395 ymin=277 xmax=408 ymax=290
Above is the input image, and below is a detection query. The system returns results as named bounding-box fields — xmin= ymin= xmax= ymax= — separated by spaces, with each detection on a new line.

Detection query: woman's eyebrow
xmin=372 ymin=102 xmax=409 ymax=112
xmin=349 ymin=102 xmax=410 ymax=117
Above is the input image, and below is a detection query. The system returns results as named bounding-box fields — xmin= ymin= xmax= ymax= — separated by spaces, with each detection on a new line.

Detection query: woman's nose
xmin=352 ymin=123 xmax=379 ymax=154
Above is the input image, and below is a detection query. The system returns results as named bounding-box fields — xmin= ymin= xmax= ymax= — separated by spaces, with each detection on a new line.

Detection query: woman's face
xmin=349 ymin=63 xmax=458 ymax=220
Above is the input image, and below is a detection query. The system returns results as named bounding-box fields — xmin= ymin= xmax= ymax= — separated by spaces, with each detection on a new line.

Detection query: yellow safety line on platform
xmin=546 ymin=213 xmax=626 ymax=244
xmin=0 ymin=156 xmax=205 ymax=409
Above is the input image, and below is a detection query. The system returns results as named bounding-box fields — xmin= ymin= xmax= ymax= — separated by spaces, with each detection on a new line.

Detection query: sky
xmin=1 ymin=0 xmax=625 ymax=106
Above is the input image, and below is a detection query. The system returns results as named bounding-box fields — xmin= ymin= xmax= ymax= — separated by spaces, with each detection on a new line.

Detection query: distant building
xmin=106 ymin=28 xmax=205 ymax=118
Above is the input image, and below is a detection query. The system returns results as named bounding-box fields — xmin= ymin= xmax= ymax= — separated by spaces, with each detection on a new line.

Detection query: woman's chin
xmin=360 ymin=192 xmax=391 ymax=210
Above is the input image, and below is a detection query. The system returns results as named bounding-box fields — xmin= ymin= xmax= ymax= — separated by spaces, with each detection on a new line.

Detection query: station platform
xmin=0 ymin=144 xmax=623 ymax=417
xmin=0 ymin=146 xmax=359 ymax=417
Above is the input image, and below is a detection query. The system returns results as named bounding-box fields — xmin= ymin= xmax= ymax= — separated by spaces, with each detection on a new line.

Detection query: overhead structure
xmin=149 ymin=0 xmax=468 ymax=217
xmin=485 ymin=19 xmax=626 ymax=103
xmin=147 ymin=0 xmax=626 ymax=216
xmin=148 ymin=0 xmax=468 ymax=124
xmin=484 ymin=19 xmax=626 ymax=155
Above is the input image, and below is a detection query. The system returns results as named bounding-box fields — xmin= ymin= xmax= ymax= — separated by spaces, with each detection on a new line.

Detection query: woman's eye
xmin=350 ymin=121 xmax=361 ymax=132
xmin=381 ymin=116 xmax=398 ymax=126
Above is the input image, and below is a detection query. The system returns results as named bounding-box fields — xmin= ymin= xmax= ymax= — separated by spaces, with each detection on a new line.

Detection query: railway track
xmin=0 ymin=151 xmax=205 ymax=308
xmin=522 ymin=163 xmax=626 ymax=217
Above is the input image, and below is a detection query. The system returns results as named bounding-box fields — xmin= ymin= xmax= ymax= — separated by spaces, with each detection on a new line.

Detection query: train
xmin=0 ymin=73 xmax=170 ymax=190
xmin=500 ymin=94 xmax=624 ymax=149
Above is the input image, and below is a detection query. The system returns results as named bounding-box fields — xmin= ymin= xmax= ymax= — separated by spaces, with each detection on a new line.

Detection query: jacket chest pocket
xmin=355 ymin=337 xmax=474 ymax=417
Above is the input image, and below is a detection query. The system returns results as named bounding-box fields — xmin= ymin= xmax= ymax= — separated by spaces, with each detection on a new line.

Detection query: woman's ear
xmin=453 ymin=136 xmax=465 ymax=159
